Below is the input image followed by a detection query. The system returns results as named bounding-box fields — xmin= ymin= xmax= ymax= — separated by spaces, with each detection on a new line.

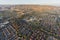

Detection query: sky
xmin=0 ymin=0 xmax=60 ymax=6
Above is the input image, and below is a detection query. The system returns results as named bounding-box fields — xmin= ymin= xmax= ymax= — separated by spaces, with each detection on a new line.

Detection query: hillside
xmin=0 ymin=5 xmax=60 ymax=40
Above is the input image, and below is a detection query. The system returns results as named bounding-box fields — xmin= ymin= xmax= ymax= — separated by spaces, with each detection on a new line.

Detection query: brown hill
xmin=10 ymin=5 xmax=60 ymax=12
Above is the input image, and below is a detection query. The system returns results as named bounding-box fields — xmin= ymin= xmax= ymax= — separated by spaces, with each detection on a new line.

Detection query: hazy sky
xmin=0 ymin=0 xmax=60 ymax=6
